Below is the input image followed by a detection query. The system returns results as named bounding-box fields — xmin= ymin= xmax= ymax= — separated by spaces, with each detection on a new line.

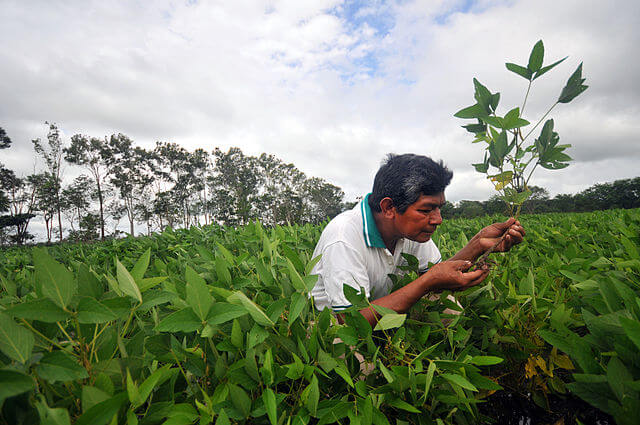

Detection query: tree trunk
xmin=57 ymin=195 xmax=63 ymax=242
xmin=96 ymin=176 xmax=105 ymax=240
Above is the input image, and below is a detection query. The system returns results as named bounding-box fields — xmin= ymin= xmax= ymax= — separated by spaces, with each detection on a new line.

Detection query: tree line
xmin=442 ymin=179 xmax=640 ymax=219
xmin=0 ymin=124 xmax=347 ymax=245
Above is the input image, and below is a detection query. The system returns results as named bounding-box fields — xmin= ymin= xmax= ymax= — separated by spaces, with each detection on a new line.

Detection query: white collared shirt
xmin=311 ymin=194 xmax=441 ymax=311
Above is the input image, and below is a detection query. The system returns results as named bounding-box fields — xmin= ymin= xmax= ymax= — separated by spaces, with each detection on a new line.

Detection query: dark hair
xmin=368 ymin=154 xmax=453 ymax=213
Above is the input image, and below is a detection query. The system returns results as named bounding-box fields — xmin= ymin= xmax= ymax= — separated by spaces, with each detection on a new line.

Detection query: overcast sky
xmin=1 ymin=0 xmax=639 ymax=206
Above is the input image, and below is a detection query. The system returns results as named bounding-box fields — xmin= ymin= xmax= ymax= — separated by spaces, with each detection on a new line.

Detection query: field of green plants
xmin=0 ymin=209 xmax=639 ymax=425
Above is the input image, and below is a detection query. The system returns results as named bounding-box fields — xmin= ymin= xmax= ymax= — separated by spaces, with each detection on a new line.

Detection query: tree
xmin=0 ymin=127 xmax=11 ymax=149
xmin=64 ymin=135 xmax=111 ymax=239
xmin=105 ymin=134 xmax=154 ymax=236
xmin=62 ymin=175 xmax=95 ymax=235
xmin=0 ymin=126 xmax=13 ymax=212
xmin=522 ymin=185 xmax=550 ymax=214
xmin=210 ymin=147 xmax=261 ymax=226
xmin=32 ymin=122 xmax=65 ymax=242
xmin=255 ymin=153 xmax=305 ymax=225
xmin=30 ymin=172 xmax=58 ymax=243
xmin=0 ymin=169 xmax=37 ymax=245
xmin=302 ymin=177 xmax=344 ymax=224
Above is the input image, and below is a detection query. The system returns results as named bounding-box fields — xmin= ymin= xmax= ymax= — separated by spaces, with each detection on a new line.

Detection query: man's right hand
xmin=425 ymin=260 xmax=489 ymax=291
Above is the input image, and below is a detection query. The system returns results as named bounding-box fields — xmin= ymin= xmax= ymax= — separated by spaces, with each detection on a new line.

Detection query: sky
xmin=1 ymin=0 xmax=639 ymax=209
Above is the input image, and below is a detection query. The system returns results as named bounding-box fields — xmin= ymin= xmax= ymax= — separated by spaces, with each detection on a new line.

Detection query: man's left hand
xmin=472 ymin=218 xmax=525 ymax=253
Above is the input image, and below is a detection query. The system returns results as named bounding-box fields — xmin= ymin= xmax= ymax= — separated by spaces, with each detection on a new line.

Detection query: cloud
xmin=1 ymin=0 xmax=638 ymax=216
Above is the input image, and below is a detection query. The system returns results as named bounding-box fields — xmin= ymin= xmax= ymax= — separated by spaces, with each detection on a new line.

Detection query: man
xmin=310 ymin=154 xmax=525 ymax=326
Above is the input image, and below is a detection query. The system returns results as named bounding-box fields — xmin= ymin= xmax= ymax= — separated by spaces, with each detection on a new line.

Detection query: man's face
xmin=394 ymin=192 xmax=445 ymax=243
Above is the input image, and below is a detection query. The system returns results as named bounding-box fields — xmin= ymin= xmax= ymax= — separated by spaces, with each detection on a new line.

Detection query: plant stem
xmin=521 ymin=81 xmax=532 ymax=115
xmin=522 ymin=101 xmax=558 ymax=142
xmin=21 ymin=319 xmax=78 ymax=355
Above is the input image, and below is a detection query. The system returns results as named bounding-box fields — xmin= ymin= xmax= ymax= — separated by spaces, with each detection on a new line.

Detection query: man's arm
xmin=356 ymin=219 xmax=525 ymax=327
xmin=357 ymin=260 xmax=489 ymax=327
xmin=450 ymin=218 xmax=525 ymax=263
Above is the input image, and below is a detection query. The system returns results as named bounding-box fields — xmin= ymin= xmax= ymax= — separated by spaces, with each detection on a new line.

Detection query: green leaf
xmin=289 ymin=292 xmax=307 ymax=323
xmin=0 ymin=370 xmax=35 ymax=402
xmin=263 ymin=388 xmax=277 ymax=425
xmin=558 ymin=63 xmax=588 ymax=103
xmin=534 ymin=56 xmax=567 ymax=80
xmin=229 ymin=384 xmax=251 ymax=418
xmin=138 ymin=276 xmax=167 ymax=292
xmin=334 ymin=363 xmax=354 ymax=387
xmin=423 ymin=362 xmax=436 ymax=400
xmin=206 ymin=302 xmax=248 ymax=325
xmin=304 ymin=375 xmax=319 ymax=416
xmin=473 ymin=78 xmax=493 ymax=113
xmin=77 ymin=297 xmax=118 ymax=324
xmin=215 ymin=256 xmax=232 ymax=286
xmin=130 ymin=248 xmax=150 ymax=282
xmin=116 ymin=259 xmax=142 ymax=303
xmin=505 ymin=62 xmax=532 ymax=80
xmin=318 ymin=349 xmax=338 ymax=372
xmin=156 ymin=308 xmax=202 ymax=332
xmin=137 ymin=366 xmax=176 ymax=408
xmin=185 ymin=266 xmax=213 ymax=321
xmin=231 ymin=319 xmax=243 ymax=349
xmin=374 ymin=313 xmax=406 ymax=331
xmin=286 ymin=258 xmax=306 ymax=292
xmin=216 ymin=242 xmax=236 ymax=265
xmin=470 ymin=356 xmax=504 ymax=366
xmin=379 ymin=361 xmax=394 ymax=383
xmin=82 ymin=386 xmax=111 ymax=413
xmin=75 ymin=392 xmax=128 ymax=425
xmin=527 ymin=40 xmax=544 ymax=72
xmin=36 ymin=351 xmax=89 ymax=383
xmin=441 ymin=373 xmax=478 ymax=392
xmin=36 ymin=396 xmax=71 ymax=425
xmin=0 ymin=312 xmax=34 ymax=364
xmin=215 ymin=409 xmax=230 ymax=425
xmin=34 ymin=248 xmax=77 ymax=309
xmin=126 ymin=369 xmax=140 ymax=406
xmin=6 ymin=298 xmax=71 ymax=322
xmin=388 ymin=398 xmax=421 ymax=413
xmin=606 ymin=357 xmax=631 ymax=402
xmin=454 ymin=103 xmax=486 ymax=119
xmin=619 ymin=317 xmax=640 ymax=351
xmin=227 ymin=291 xmax=274 ymax=327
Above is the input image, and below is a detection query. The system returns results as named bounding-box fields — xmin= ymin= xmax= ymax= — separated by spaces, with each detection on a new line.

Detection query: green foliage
xmin=0 ymin=210 xmax=638 ymax=424
xmin=455 ymin=40 xmax=588 ymax=216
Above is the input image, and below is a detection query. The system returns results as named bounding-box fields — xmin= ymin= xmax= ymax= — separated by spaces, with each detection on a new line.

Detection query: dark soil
xmin=479 ymin=391 xmax=615 ymax=425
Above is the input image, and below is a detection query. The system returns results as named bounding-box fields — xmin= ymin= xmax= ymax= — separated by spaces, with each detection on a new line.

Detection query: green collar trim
xmin=361 ymin=194 xmax=386 ymax=249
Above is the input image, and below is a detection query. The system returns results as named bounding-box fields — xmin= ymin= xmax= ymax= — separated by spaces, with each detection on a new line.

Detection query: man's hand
xmin=472 ymin=218 xmax=525 ymax=253
xmin=426 ymin=260 xmax=490 ymax=291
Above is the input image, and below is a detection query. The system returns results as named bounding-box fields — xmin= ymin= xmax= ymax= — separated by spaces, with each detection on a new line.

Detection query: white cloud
xmin=1 ymin=0 xmax=639 ymax=217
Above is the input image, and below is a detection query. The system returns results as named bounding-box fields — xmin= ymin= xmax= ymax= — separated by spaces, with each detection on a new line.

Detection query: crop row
xmin=0 ymin=209 xmax=638 ymax=424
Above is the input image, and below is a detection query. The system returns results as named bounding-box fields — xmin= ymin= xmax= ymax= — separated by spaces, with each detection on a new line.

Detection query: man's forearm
xmin=449 ymin=238 xmax=483 ymax=262
xmin=358 ymin=273 xmax=437 ymax=327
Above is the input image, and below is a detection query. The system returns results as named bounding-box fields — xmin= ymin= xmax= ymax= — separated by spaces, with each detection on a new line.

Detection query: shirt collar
xmin=360 ymin=193 xmax=386 ymax=248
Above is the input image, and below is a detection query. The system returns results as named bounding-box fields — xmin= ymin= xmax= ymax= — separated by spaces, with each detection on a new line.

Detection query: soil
xmin=479 ymin=391 xmax=614 ymax=425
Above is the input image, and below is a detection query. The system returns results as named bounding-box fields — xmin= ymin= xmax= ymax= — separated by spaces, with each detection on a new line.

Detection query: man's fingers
xmin=448 ymin=260 xmax=472 ymax=271
xmin=468 ymin=269 xmax=490 ymax=286
xmin=461 ymin=268 xmax=486 ymax=282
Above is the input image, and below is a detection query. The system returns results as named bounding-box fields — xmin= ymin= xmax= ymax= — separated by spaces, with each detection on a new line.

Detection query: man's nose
xmin=430 ymin=208 xmax=442 ymax=225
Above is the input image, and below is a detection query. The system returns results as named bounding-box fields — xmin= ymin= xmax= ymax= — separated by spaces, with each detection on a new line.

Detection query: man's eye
xmin=419 ymin=209 xmax=433 ymax=214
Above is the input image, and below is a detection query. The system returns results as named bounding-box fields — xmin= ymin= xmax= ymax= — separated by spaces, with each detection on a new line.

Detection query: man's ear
xmin=379 ymin=197 xmax=396 ymax=218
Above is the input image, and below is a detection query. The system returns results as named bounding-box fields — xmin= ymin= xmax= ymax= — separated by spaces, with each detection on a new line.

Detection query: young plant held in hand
xmin=454 ymin=40 xmax=588 ymax=265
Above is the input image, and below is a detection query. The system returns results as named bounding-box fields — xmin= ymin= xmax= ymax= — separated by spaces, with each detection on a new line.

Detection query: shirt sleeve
xmin=415 ymin=240 xmax=442 ymax=274
xmin=319 ymin=242 xmax=371 ymax=312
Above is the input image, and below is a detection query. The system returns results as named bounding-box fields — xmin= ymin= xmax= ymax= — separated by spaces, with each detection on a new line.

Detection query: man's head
xmin=368 ymin=153 xmax=453 ymax=214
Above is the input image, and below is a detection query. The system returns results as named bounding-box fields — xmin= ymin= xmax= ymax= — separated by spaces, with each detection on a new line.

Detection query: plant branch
xmin=520 ymin=80 xmax=532 ymax=115
xmin=522 ymin=101 xmax=558 ymax=142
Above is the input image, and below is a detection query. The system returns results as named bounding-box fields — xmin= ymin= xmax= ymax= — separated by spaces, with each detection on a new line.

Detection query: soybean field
xmin=0 ymin=209 xmax=639 ymax=425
